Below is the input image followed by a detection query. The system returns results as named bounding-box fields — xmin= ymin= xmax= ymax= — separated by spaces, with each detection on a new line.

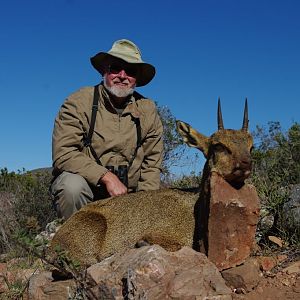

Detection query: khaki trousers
xmin=50 ymin=171 xmax=106 ymax=220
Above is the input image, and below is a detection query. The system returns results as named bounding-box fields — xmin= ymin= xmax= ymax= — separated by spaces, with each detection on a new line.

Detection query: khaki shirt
xmin=52 ymin=84 xmax=163 ymax=191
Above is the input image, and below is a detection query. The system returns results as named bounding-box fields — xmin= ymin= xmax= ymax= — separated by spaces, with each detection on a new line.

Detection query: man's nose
xmin=118 ymin=69 xmax=127 ymax=78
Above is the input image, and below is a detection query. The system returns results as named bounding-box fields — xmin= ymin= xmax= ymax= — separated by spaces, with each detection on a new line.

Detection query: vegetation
xmin=157 ymin=105 xmax=187 ymax=178
xmin=158 ymin=104 xmax=204 ymax=187
xmin=250 ymin=121 xmax=300 ymax=246
xmin=169 ymin=170 xmax=202 ymax=190
xmin=0 ymin=168 xmax=55 ymax=255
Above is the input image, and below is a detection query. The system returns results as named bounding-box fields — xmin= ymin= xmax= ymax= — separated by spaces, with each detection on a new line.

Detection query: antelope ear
xmin=176 ymin=120 xmax=209 ymax=157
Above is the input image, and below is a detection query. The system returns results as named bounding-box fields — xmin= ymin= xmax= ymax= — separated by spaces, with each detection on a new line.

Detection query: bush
xmin=0 ymin=168 xmax=56 ymax=255
xmin=250 ymin=121 xmax=300 ymax=246
xmin=169 ymin=171 xmax=202 ymax=190
xmin=158 ymin=105 xmax=187 ymax=179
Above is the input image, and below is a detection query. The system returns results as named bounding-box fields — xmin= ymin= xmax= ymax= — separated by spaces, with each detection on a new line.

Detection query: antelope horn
xmin=242 ymin=98 xmax=249 ymax=131
xmin=217 ymin=97 xmax=224 ymax=130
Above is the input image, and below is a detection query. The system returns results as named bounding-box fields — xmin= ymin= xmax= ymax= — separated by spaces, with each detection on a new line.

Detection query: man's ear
xmin=176 ymin=120 xmax=209 ymax=158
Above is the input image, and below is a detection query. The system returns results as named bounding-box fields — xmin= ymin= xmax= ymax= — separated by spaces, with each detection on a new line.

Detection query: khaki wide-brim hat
xmin=90 ymin=39 xmax=156 ymax=87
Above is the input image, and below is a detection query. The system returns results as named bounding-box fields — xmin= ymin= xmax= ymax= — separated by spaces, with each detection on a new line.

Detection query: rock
xmin=35 ymin=219 xmax=63 ymax=245
xmin=0 ymin=260 xmax=39 ymax=294
xmin=221 ymin=258 xmax=262 ymax=292
xmin=256 ymin=207 xmax=274 ymax=239
xmin=1 ymin=257 xmax=76 ymax=300
xmin=87 ymin=245 xmax=232 ymax=300
xmin=268 ymin=236 xmax=283 ymax=247
xmin=282 ymin=184 xmax=300 ymax=231
xmin=27 ymin=271 xmax=76 ymax=300
xmin=281 ymin=260 xmax=300 ymax=275
xmin=208 ymin=173 xmax=260 ymax=270
xmin=257 ymin=255 xmax=287 ymax=272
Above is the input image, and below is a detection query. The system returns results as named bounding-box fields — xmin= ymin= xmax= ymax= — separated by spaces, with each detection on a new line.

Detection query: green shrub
xmin=250 ymin=121 xmax=300 ymax=246
xmin=0 ymin=168 xmax=56 ymax=255
xmin=158 ymin=105 xmax=187 ymax=178
xmin=170 ymin=171 xmax=202 ymax=190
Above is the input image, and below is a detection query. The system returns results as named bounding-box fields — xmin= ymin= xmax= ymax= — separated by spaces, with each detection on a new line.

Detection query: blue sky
xmin=1 ymin=0 xmax=299 ymax=174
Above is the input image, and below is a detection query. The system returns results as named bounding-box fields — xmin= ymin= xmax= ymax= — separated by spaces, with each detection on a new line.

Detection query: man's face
xmin=103 ymin=63 xmax=137 ymax=99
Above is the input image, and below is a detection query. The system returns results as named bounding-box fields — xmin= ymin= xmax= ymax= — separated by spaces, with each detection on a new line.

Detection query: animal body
xmin=51 ymin=100 xmax=254 ymax=266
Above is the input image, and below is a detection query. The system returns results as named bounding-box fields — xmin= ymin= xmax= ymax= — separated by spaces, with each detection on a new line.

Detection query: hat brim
xmin=90 ymin=52 xmax=155 ymax=87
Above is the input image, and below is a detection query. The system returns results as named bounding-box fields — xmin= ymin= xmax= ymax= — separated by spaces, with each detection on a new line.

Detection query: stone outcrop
xmin=24 ymin=245 xmax=232 ymax=299
xmin=27 ymin=271 xmax=76 ymax=300
xmin=86 ymin=244 xmax=232 ymax=300
xmin=207 ymin=173 xmax=260 ymax=270
xmin=221 ymin=258 xmax=262 ymax=292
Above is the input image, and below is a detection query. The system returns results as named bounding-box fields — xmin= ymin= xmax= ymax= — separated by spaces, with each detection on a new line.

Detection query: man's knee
xmin=51 ymin=172 xmax=93 ymax=219
xmin=52 ymin=172 xmax=91 ymax=197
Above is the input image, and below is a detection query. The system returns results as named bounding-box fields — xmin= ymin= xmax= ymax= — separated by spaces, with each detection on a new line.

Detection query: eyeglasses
xmin=108 ymin=64 xmax=137 ymax=77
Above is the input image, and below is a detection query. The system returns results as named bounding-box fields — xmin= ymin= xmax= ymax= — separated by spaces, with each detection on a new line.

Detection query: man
xmin=51 ymin=39 xmax=163 ymax=220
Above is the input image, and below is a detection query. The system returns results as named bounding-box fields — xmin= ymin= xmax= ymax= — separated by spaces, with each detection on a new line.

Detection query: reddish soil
xmin=233 ymin=263 xmax=299 ymax=300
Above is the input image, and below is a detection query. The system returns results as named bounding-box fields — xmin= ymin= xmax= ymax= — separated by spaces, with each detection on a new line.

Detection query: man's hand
xmin=100 ymin=171 xmax=127 ymax=197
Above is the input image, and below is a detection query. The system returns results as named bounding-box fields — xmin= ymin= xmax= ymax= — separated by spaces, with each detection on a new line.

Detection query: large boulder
xmin=208 ymin=173 xmax=260 ymax=270
xmin=221 ymin=258 xmax=262 ymax=292
xmin=27 ymin=245 xmax=232 ymax=299
xmin=27 ymin=271 xmax=76 ymax=300
xmin=86 ymin=245 xmax=232 ymax=299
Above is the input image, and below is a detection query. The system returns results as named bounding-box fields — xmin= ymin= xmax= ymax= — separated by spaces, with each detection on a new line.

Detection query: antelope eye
xmin=213 ymin=143 xmax=228 ymax=153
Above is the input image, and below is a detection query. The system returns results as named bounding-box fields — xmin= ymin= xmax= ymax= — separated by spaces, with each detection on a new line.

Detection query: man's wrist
xmin=97 ymin=169 xmax=110 ymax=186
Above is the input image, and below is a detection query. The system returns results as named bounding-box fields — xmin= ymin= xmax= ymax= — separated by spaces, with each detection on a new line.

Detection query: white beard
xmin=104 ymin=76 xmax=135 ymax=98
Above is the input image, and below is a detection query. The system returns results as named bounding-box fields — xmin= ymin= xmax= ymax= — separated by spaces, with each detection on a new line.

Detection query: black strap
xmin=84 ymin=85 xmax=99 ymax=146
xmin=83 ymin=85 xmax=102 ymax=165
xmin=135 ymin=117 xmax=142 ymax=148
xmin=128 ymin=117 xmax=142 ymax=168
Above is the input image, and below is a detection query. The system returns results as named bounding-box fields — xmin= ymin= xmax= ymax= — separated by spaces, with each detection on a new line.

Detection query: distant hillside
xmin=28 ymin=167 xmax=53 ymax=174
